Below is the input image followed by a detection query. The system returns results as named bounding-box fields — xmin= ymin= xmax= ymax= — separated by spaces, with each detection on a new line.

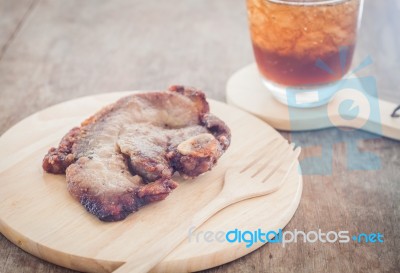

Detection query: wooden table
xmin=1 ymin=0 xmax=399 ymax=272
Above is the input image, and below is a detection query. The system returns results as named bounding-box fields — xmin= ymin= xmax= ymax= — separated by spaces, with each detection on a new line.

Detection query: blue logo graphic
xmin=286 ymin=47 xmax=382 ymax=175
xmin=339 ymin=99 xmax=359 ymax=120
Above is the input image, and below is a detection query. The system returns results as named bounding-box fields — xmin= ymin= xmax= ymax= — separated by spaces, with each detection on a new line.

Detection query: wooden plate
xmin=0 ymin=92 xmax=302 ymax=273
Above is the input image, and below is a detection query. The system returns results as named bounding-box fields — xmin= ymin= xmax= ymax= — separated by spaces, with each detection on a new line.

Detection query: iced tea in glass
xmin=247 ymin=0 xmax=364 ymax=107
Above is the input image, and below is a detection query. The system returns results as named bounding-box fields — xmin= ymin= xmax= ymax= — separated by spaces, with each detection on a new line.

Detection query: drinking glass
xmin=247 ymin=0 xmax=364 ymax=107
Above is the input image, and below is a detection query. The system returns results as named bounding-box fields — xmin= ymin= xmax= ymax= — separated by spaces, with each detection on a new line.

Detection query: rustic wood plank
xmin=0 ymin=0 xmax=252 ymax=135
xmin=353 ymin=0 xmax=400 ymax=103
xmin=0 ymin=0 xmax=38 ymax=60
xmin=0 ymin=0 xmax=399 ymax=272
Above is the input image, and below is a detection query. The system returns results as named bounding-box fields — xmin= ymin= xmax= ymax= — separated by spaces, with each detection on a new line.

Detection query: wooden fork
xmin=114 ymin=137 xmax=301 ymax=273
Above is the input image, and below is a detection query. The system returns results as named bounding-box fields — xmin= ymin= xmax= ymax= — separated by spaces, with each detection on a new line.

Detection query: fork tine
xmin=240 ymin=138 xmax=287 ymax=174
xmin=239 ymin=137 xmax=285 ymax=173
xmin=243 ymin=140 xmax=290 ymax=177
xmin=245 ymin=137 xmax=281 ymax=160
xmin=261 ymin=146 xmax=301 ymax=184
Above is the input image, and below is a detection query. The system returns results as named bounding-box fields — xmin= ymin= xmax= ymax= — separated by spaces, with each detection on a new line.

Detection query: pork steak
xmin=42 ymin=86 xmax=231 ymax=221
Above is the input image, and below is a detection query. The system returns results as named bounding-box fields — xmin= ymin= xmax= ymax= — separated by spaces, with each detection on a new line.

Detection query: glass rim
xmin=267 ymin=0 xmax=355 ymax=6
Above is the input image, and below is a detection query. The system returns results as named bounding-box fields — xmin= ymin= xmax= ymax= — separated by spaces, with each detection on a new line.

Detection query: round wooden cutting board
xmin=0 ymin=92 xmax=302 ymax=273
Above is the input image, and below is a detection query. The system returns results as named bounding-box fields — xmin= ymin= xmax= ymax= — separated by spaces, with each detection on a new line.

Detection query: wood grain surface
xmin=0 ymin=0 xmax=399 ymax=273
xmin=0 ymin=93 xmax=302 ymax=273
